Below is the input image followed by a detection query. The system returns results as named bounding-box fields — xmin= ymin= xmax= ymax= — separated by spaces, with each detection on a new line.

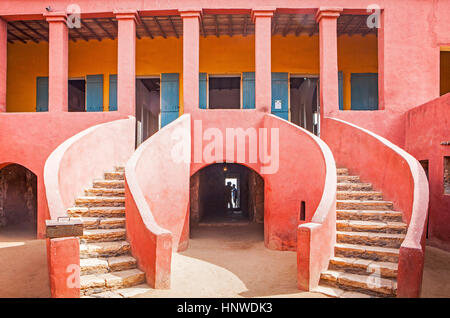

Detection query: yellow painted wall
xmin=6 ymin=34 xmax=377 ymax=112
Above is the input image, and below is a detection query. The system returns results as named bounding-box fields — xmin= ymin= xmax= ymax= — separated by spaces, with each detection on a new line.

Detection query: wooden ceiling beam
xmin=228 ymin=15 xmax=233 ymax=37
xmin=153 ymin=16 xmax=166 ymax=39
xmin=243 ymin=15 xmax=248 ymax=36
xmin=7 ymin=31 xmax=26 ymax=43
xmin=168 ymin=16 xmax=179 ymax=38
xmin=71 ymin=25 xmax=89 ymax=41
xmin=349 ymin=17 xmax=365 ymax=36
xmin=141 ymin=19 xmax=154 ymax=39
xmin=200 ymin=19 xmax=206 ymax=37
xmin=7 ymin=22 xmax=38 ymax=43
xmin=19 ymin=21 xmax=47 ymax=41
xmin=93 ymin=18 xmax=114 ymax=40
xmin=214 ymin=15 xmax=219 ymax=37
xmin=81 ymin=20 xmax=102 ymax=41
xmin=295 ymin=14 xmax=310 ymax=36
xmin=282 ymin=15 xmax=293 ymax=36
xmin=271 ymin=14 xmax=278 ymax=35
xmin=338 ymin=15 xmax=355 ymax=36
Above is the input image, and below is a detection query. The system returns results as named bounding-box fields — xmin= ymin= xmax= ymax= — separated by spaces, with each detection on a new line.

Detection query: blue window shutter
xmin=199 ymin=73 xmax=207 ymax=109
xmin=351 ymin=73 xmax=379 ymax=110
xmin=338 ymin=71 xmax=344 ymax=110
xmin=243 ymin=72 xmax=255 ymax=109
xmin=161 ymin=73 xmax=179 ymax=127
xmin=36 ymin=77 xmax=48 ymax=112
xmin=271 ymin=72 xmax=289 ymax=120
xmin=86 ymin=74 xmax=104 ymax=112
xmin=109 ymin=74 xmax=117 ymax=111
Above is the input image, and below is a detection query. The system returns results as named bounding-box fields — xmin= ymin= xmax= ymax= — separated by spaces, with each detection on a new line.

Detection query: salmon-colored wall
xmin=6 ymin=34 xmax=377 ymax=113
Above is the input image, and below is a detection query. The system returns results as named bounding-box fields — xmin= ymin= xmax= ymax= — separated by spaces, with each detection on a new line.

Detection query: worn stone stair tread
xmin=336 ymin=190 xmax=383 ymax=200
xmin=80 ymin=269 xmax=145 ymax=291
xmin=67 ymin=206 xmax=126 ymax=217
xmin=335 ymin=243 xmax=400 ymax=263
xmin=80 ymin=240 xmax=130 ymax=258
xmin=313 ymin=285 xmax=373 ymax=298
xmin=76 ymin=196 xmax=125 ymax=202
xmin=336 ymin=168 xmax=349 ymax=175
xmin=337 ymin=209 xmax=403 ymax=221
xmin=337 ymin=175 xmax=360 ymax=182
xmin=336 ymin=219 xmax=407 ymax=233
xmin=320 ymin=270 xmax=397 ymax=296
xmin=337 ymin=182 xmax=373 ymax=191
xmin=85 ymin=188 xmax=125 ymax=196
xmin=336 ymin=200 xmax=394 ymax=210
xmin=93 ymin=180 xmax=125 ymax=189
xmin=329 ymin=256 xmax=398 ymax=278
xmin=73 ymin=216 xmax=126 ymax=228
xmin=80 ymin=258 xmax=109 ymax=274
xmin=104 ymin=171 xmax=125 ymax=180
xmin=81 ymin=228 xmax=126 ymax=242
xmin=107 ymin=255 xmax=137 ymax=271
xmin=115 ymin=284 xmax=153 ymax=298
xmin=336 ymin=231 xmax=405 ymax=248
xmin=114 ymin=166 xmax=125 ymax=172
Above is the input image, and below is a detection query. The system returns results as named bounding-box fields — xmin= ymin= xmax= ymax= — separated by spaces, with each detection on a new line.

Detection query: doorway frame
xmin=207 ymin=73 xmax=243 ymax=109
xmin=288 ymin=73 xmax=320 ymax=135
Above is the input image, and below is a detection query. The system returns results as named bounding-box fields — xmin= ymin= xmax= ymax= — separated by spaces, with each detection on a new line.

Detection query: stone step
xmin=81 ymin=228 xmax=126 ymax=242
xmin=335 ymin=243 xmax=399 ymax=263
xmin=337 ymin=210 xmax=403 ymax=222
xmin=329 ymin=256 xmax=398 ymax=279
xmin=75 ymin=196 xmax=125 ymax=208
xmin=75 ymin=217 xmax=126 ymax=229
xmin=336 ymin=200 xmax=394 ymax=211
xmin=337 ymin=175 xmax=360 ymax=183
xmin=104 ymin=171 xmax=124 ymax=180
xmin=336 ymin=168 xmax=349 ymax=176
xmin=80 ymin=255 xmax=137 ymax=275
xmin=337 ymin=191 xmax=383 ymax=201
xmin=80 ymin=241 xmax=130 ymax=258
xmin=336 ymin=220 xmax=407 ymax=234
xmin=90 ymin=284 xmax=152 ymax=298
xmin=67 ymin=206 xmax=126 ymax=218
xmin=114 ymin=166 xmax=125 ymax=172
xmin=85 ymin=188 xmax=125 ymax=197
xmin=319 ymin=270 xmax=396 ymax=297
xmin=80 ymin=269 xmax=145 ymax=295
xmin=93 ymin=180 xmax=125 ymax=189
xmin=312 ymin=285 xmax=373 ymax=298
xmin=337 ymin=183 xmax=373 ymax=191
xmin=337 ymin=231 xmax=405 ymax=248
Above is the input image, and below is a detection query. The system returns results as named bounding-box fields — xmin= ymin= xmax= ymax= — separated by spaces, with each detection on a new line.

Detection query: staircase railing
xmin=124 ymin=114 xmax=191 ymax=289
xmin=322 ymin=117 xmax=429 ymax=298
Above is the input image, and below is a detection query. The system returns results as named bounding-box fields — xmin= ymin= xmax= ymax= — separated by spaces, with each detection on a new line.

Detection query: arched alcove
xmin=0 ymin=164 xmax=37 ymax=235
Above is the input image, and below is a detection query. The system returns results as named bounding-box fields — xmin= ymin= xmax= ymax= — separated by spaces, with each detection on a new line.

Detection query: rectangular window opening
xmin=300 ymin=201 xmax=306 ymax=221
xmin=209 ymin=76 xmax=241 ymax=109
xmin=444 ymin=157 xmax=450 ymax=195
xmin=68 ymin=79 xmax=86 ymax=112
xmin=441 ymin=50 xmax=450 ymax=96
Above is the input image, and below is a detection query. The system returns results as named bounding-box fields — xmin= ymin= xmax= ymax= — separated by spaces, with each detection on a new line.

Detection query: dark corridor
xmin=190 ymin=163 xmax=264 ymax=225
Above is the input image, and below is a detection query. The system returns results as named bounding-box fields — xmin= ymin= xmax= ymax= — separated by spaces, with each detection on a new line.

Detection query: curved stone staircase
xmin=314 ymin=167 xmax=407 ymax=298
xmin=67 ymin=166 xmax=152 ymax=298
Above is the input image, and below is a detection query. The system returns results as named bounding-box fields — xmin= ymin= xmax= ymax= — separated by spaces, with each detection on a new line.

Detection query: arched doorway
xmin=0 ymin=164 xmax=37 ymax=236
xmin=190 ymin=163 xmax=264 ymax=226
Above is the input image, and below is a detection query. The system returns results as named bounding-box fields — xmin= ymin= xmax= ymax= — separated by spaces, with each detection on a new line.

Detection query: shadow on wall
xmin=0 ymin=164 xmax=37 ymax=235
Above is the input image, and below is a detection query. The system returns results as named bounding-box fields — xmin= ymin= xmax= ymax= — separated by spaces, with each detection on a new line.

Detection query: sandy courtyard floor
xmin=0 ymin=223 xmax=449 ymax=298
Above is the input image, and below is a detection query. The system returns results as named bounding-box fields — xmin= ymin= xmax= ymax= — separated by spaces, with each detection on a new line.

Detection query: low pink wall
xmin=0 ymin=111 xmax=128 ymax=237
xmin=322 ymin=117 xmax=429 ymax=298
xmin=46 ymin=237 xmax=80 ymax=298
xmin=44 ymin=116 xmax=135 ymax=220
xmin=404 ymin=94 xmax=450 ymax=252
xmin=125 ymin=114 xmax=191 ymax=288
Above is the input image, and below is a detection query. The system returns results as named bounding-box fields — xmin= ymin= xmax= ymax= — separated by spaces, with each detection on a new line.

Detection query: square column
xmin=45 ymin=12 xmax=68 ymax=112
xmin=316 ymin=7 xmax=342 ymax=118
xmin=0 ymin=18 xmax=6 ymax=112
xmin=252 ymin=8 xmax=275 ymax=113
xmin=115 ymin=10 xmax=139 ymax=116
xmin=180 ymin=9 xmax=201 ymax=114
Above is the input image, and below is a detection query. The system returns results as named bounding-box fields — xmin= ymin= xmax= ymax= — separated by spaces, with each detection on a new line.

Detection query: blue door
xmin=243 ymin=72 xmax=255 ymax=109
xmin=109 ymin=74 xmax=117 ymax=111
xmin=86 ymin=74 xmax=103 ymax=112
xmin=36 ymin=77 xmax=49 ymax=112
xmin=199 ymin=73 xmax=207 ymax=109
xmin=351 ymin=73 xmax=378 ymax=110
xmin=161 ymin=73 xmax=179 ymax=127
xmin=271 ymin=72 xmax=289 ymax=120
